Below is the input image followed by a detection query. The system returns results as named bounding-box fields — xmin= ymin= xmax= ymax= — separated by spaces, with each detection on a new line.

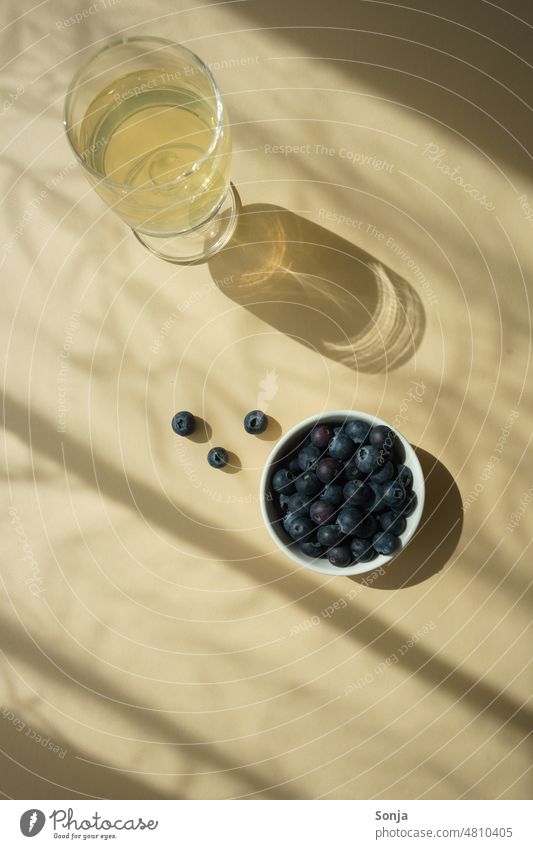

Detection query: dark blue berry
xmin=371 ymin=460 xmax=394 ymax=484
xmin=299 ymin=540 xmax=326 ymax=558
xmin=287 ymin=493 xmax=311 ymax=517
xmin=368 ymin=480 xmax=388 ymax=512
xmin=328 ymin=433 xmax=355 ymax=461
xmin=396 ymin=463 xmax=413 ymax=489
xmin=279 ymin=493 xmax=291 ymax=512
xmin=345 ymin=419 xmax=371 ymax=444
xmin=317 ymin=524 xmax=343 ymax=547
xmin=382 ymin=480 xmax=406 ymax=508
xmin=207 ymin=447 xmax=228 ymax=469
xmin=356 ymin=514 xmax=378 ymax=539
xmin=355 ymin=444 xmax=382 ymax=474
xmin=171 ymin=410 xmax=196 ymax=436
xmin=369 ymin=425 xmax=395 ymax=452
xmin=327 ymin=545 xmax=353 ymax=568
xmin=343 ymin=479 xmax=371 ymax=506
xmin=343 ymin=457 xmax=363 ymax=480
xmin=310 ymin=500 xmax=336 ymax=525
xmin=298 ymin=445 xmax=321 ymax=471
xmin=287 ymin=515 xmax=314 ymax=541
xmin=393 ymin=491 xmax=417 ymax=517
xmin=350 ymin=537 xmax=378 ymax=562
xmin=272 ymin=467 xmax=295 ymax=494
xmin=320 ymin=484 xmax=344 ymax=505
xmin=310 ymin=424 xmax=333 ymax=449
xmin=294 ymin=471 xmax=322 ymax=497
xmin=287 ymin=456 xmax=301 ymax=475
xmin=379 ymin=511 xmax=407 ymax=535
xmin=337 ymin=506 xmax=363 ymax=535
xmin=372 ymin=531 xmax=400 ymax=556
xmin=244 ymin=410 xmax=268 ymax=434
xmin=316 ymin=457 xmax=342 ymax=484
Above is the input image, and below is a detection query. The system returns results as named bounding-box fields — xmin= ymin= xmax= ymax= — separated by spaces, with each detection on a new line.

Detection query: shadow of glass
xmin=351 ymin=448 xmax=464 ymax=590
xmin=209 ymin=203 xmax=425 ymax=373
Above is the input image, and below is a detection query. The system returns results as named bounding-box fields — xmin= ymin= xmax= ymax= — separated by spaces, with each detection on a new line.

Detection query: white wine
xmin=78 ymin=69 xmax=231 ymax=236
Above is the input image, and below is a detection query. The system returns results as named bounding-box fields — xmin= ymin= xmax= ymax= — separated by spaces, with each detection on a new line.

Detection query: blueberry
xmin=316 ymin=457 xmax=343 ymax=484
xmin=350 ymin=537 xmax=378 ymax=562
xmin=371 ymin=460 xmax=394 ymax=484
xmin=320 ymin=484 xmax=344 ymax=505
xmin=345 ymin=419 xmax=371 ymax=444
xmin=279 ymin=493 xmax=291 ymax=512
xmin=367 ymin=480 xmax=388 ymax=513
xmin=337 ymin=506 xmax=363 ymax=535
xmin=298 ymin=445 xmax=321 ymax=471
xmin=372 ymin=531 xmax=400 ymax=556
xmin=272 ymin=467 xmax=295 ymax=494
xmin=287 ymin=456 xmax=301 ymax=476
xmin=355 ymin=444 xmax=382 ymax=474
xmin=382 ymin=480 xmax=406 ymax=508
xmin=343 ymin=479 xmax=371 ymax=506
xmin=299 ymin=540 xmax=326 ymax=558
xmin=327 ymin=545 xmax=353 ymax=568
xmin=310 ymin=424 xmax=333 ymax=449
xmin=396 ymin=463 xmax=413 ymax=489
xmin=393 ymin=491 xmax=417 ymax=517
xmin=244 ymin=410 xmax=268 ymax=434
xmin=171 ymin=410 xmax=196 ymax=436
xmin=379 ymin=511 xmax=407 ymax=535
xmin=310 ymin=500 xmax=337 ymax=525
xmin=294 ymin=471 xmax=322 ymax=497
xmin=356 ymin=514 xmax=378 ymax=539
xmin=283 ymin=507 xmax=308 ymax=533
xmin=287 ymin=515 xmax=314 ymax=541
xmin=343 ymin=457 xmax=363 ymax=480
xmin=317 ymin=524 xmax=343 ymax=547
xmin=328 ymin=433 xmax=355 ymax=461
xmin=207 ymin=447 xmax=228 ymax=469
xmin=287 ymin=492 xmax=311 ymax=517
xmin=369 ymin=425 xmax=395 ymax=452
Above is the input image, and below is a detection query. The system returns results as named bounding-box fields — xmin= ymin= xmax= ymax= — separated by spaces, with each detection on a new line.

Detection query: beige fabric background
xmin=1 ymin=0 xmax=532 ymax=799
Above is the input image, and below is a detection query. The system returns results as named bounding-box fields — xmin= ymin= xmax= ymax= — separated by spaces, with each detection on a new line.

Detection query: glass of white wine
xmin=64 ymin=36 xmax=238 ymax=264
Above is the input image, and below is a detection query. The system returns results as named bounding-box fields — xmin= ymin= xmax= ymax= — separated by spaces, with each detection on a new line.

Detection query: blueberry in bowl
xmin=260 ymin=410 xmax=425 ymax=576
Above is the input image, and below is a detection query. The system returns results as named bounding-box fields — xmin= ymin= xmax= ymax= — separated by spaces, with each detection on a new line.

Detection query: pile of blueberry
xmin=270 ymin=419 xmax=417 ymax=568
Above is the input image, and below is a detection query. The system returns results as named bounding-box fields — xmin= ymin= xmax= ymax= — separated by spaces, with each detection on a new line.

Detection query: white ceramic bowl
xmin=260 ymin=410 xmax=425 ymax=576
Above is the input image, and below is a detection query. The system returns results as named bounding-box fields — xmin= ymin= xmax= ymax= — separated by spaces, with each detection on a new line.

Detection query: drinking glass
xmin=64 ymin=36 xmax=238 ymax=264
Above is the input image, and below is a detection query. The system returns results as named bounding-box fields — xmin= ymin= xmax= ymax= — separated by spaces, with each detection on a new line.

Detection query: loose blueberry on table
xmin=269 ymin=419 xmax=417 ymax=569
xmin=244 ymin=410 xmax=268 ymax=434
xmin=171 ymin=410 xmax=196 ymax=436
xmin=207 ymin=447 xmax=229 ymax=469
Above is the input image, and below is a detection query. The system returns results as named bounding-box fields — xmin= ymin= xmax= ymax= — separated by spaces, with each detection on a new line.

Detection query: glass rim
xmin=63 ymin=35 xmax=225 ymax=192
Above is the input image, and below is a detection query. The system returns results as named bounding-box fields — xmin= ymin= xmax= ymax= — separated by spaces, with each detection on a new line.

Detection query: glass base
xmin=132 ymin=184 xmax=239 ymax=265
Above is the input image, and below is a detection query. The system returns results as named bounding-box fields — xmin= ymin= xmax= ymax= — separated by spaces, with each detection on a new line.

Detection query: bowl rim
xmin=259 ymin=410 xmax=425 ymax=576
